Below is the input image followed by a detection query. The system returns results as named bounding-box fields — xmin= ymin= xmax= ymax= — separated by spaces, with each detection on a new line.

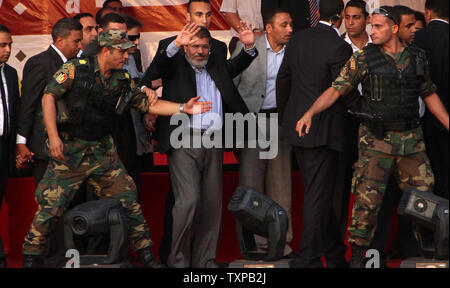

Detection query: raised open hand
xmin=237 ymin=21 xmax=255 ymax=49
xmin=174 ymin=23 xmax=201 ymax=48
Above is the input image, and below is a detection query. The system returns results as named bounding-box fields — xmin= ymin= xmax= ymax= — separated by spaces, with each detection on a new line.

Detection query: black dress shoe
xmin=0 ymin=257 xmax=6 ymax=268
xmin=215 ymin=262 xmax=229 ymax=268
xmin=282 ymin=252 xmax=298 ymax=259
xmin=289 ymin=257 xmax=323 ymax=268
xmin=326 ymin=260 xmax=349 ymax=268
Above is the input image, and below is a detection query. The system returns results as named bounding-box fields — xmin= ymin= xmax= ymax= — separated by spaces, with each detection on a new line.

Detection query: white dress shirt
xmin=0 ymin=63 xmax=10 ymax=137
xmin=319 ymin=20 xmax=340 ymax=36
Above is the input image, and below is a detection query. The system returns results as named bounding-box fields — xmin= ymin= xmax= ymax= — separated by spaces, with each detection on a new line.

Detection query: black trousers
xmin=424 ymin=129 xmax=449 ymax=200
xmin=293 ymin=146 xmax=346 ymax=267
xmin=159 ymin=182 xmax=174 ymax=266
xmin=0 ymin=137 xmax=9 ymax=261
xmin=333 ymin=115 xmax=360 ymax=239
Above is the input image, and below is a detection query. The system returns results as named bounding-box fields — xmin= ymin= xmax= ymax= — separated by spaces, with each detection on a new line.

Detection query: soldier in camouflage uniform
xmin=296 ymin=7 xmax=449 ymax=267
xmin=22 ymin=30 xmax=211 ymax=268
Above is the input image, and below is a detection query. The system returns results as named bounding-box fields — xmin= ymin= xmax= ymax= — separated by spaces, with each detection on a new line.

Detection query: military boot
xmin=23 ymin=255 xmax=44 ymax=268
xmin=350 ymin=246 xmax=365 ymax=268
xmin=137 ymin=247 xmax=165 ymax=268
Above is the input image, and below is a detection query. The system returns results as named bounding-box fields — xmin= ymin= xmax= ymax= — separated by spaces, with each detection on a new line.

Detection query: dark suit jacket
xmin=152 ymin=46 xmax=256 ymax=153
xmin=18 ymin=46 xmax=64 ymax=160
xmin=414 ymin=20 xmax=449 ymax=133
xmin=141 ymin=35 xmax=227 ymax=86
xmin=277 ymin=23 xmax=353 ymax=152
xmin=2 ymin=64 xmax=20 ymax=171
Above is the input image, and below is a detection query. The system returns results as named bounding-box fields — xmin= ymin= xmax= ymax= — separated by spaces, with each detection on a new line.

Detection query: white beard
xmin=185 ymin=54 xmax=208 ymax=69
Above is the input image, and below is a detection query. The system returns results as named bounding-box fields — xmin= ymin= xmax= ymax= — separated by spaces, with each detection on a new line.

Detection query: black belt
xmin=259 ymin=108 xmax=278 ymax=114
xmin=383 ymin=120 xmax=420 ymax=131
xmin=362 ymin=119 xmax=420 ymax=132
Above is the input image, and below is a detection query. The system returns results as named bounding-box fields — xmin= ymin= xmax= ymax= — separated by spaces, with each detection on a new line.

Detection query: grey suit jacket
xmin=232 ymin=35 xmax=268 ymax=113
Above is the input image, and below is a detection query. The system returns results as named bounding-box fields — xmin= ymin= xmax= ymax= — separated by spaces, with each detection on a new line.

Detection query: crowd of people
xmin=0 ymin=0 xmax=448 ymax=269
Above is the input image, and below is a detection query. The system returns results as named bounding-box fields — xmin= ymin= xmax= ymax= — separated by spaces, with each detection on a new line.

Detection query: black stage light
xmin=228 ymin=186 xmax=288 ymax=261
xmin=64 ymin=199 xmax=130 ymax=267
xmin=398 ymin=189 xmax=449 ymax=265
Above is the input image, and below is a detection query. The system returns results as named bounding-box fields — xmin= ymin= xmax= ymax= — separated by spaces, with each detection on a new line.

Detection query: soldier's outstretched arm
xmin=148 ymin=96 xmax=212 ymax=116
xmin=42 ymin=93 xmax=64 ymax=161
xmin=296 ymin=87 xmax=342 ymax=137
xmin=424 ymin=92 xmax=450 ymax=131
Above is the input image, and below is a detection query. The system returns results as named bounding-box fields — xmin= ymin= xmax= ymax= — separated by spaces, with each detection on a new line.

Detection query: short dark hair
xmin=99 ymin=13 xmax=126 ymax=29
xmin=0 ymin=24 xmax=11 ymax=34
xmin=392 ymin=5 xmax=415 ymax=21
xmin=95 ymin=7 xmax=117 ymax=24
xmin=187 ymin=0 xmax=210 ymax=12
xmin=51 ymin=18 xmax=82 ymax=42
xmin=193 ymin=26 xmax=211 ymax=41
xmin=73 ymin=13 xmax=94 ymax=23
xmin=415 ymin=12 xmax=427 ymax=28
xmin=425 ymin=0 xmax=449 ymax=19
xmin=263 ymin=8 xmax=291 ymax=27
xmin=345 ymin=0 xmax=369 ymax=18
xmin=125 ymin=16 xmax=143 ymax=30
xmin=319 ymin=0 xmax=345 ymax=21
xmin=103 ymin=0 xmax=122 ymax=8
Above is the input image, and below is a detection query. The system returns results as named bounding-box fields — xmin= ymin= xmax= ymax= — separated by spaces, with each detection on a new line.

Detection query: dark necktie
xmin=309 ymin=0 xmax=320 ymax=27
xmin=0 ymin=70 xmax=9 ymax=138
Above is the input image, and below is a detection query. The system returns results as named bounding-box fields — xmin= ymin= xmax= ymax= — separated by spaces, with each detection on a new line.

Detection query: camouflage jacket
xmin=332 ymin=44 xmax=436 ymax=101
xmin=44 ymin=56 xmax=149 ymax=113
xmin=43 ymin=56 xmax=149 ymax=168
xmin=331 ymin=44 xmax=436 ymax=155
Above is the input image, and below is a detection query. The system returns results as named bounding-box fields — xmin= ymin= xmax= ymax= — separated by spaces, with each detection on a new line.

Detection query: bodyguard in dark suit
xmin=414 ymin=0 xmax=449 ymax=199
xmin=276 ymin=0 xmax=352 ymax=267
xmin=14 ymin=19 xmax=82 ymax=268
xmin=151 ymin=23 xmax=256 ymax=267
xmin=140 ymin=0 xmax=227 ymax=265
xmin=0 ymin=25 xmax=20 ymax=268
xmin=15 ymin=18 xmax=82 ymax=185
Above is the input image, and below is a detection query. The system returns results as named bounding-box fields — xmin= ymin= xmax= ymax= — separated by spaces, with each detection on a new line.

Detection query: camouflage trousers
xmin=347 ymin=136 xmax=435 ymax=247
xmin=23 ymin=136 xmax=153 ymax=256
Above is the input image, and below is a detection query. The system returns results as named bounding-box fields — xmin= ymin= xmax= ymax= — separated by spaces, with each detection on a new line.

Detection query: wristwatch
xmin=179 ymin=103 xmax=185 ymax=113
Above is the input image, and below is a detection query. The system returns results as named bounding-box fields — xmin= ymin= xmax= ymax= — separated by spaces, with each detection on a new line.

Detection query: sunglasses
xmin=128 ymin=33 xmax=140 ymax=41
xmin=372 ymin=8 xmax=399 ymax=25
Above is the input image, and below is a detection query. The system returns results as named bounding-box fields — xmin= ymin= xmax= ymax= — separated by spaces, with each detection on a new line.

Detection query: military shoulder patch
xmin=56 ymin=73 xmax=68 ymax=84
xmin=68 ymin=66 xmax=75 ymax=79
xmin=350 ymin=57 xmax=357 ymax=70
xmin=124 ymin=72 xmax=130 ymax=79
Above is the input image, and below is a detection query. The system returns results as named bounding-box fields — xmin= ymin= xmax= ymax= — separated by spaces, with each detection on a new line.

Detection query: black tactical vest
xmin=60 ymin=57 xmax=129 ymax=141
xmin=360 ymin=44 xmax=426 ymax=131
